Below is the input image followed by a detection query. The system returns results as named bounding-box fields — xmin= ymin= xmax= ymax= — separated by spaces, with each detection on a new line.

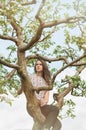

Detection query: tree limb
xmin=20 ymin=15 xmax=85 ymax=52
xmin=0 ymin=2 xmax=3 ymax=8
xmin=52 ymin=53 xmax=86 ymax=83
xmin=26 ymin=54 xmax=86 ymax=69
xmin=0 ymin=34 xmax=17 ymax=44
xmin=38 ymin=27 xmax=56 ymax=42
xmin=6 ymin=15 xmax=23 ymax=46
xmin=38 ymin=54 xmax=68 ymax=63
xmin=21 ymin=0 xmax=36 ymax=6
xmin=20 ymin=25 xmax=43 ymax=51
xmin=73 ymin=62 xmax=86 ymax=66
xmin=43 ymin=16 xmax=86 ymax=28
xmin=4 ymin=69 xmax=16 ymax=81
xmin=33 ymin=85 xmax=53 ymax=92
xmin=0 ymin=59 xmax=19 ymax=69
xmin=54 ymin=65 xmax=86 ymax=109
xmin=35 ymin=0 xmax=46 ymax=23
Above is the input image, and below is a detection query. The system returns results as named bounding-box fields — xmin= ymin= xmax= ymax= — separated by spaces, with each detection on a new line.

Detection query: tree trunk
xmin=21 ymin=77 xmax=46 ymax=124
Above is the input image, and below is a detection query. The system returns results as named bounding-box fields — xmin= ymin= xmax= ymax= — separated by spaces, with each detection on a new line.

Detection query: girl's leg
xmin=41 ymin=105 xmax=59 ymax=130
xmin=32 ymin=121 xmax=44 ymax=130
xmin=52 ymin=118 xmax=62 ymax=130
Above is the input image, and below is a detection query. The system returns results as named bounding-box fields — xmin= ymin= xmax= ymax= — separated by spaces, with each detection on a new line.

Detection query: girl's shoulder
xmin=29 ymin=73 xmax=38 ymax=80
xmin=30 ymin=73 xmax=37 ymax=78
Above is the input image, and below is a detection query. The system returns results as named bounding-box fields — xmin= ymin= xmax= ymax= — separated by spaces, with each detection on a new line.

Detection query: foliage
xmin=0 ymin=0 xmax=86 ymax=119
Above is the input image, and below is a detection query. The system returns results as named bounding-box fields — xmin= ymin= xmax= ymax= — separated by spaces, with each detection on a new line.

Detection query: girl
xmin=31 ymin=59 xmax=61 ymax=130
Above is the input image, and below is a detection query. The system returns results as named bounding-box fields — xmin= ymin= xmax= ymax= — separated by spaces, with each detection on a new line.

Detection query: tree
xmin=0 ymin=0 xmax=86 ymax=128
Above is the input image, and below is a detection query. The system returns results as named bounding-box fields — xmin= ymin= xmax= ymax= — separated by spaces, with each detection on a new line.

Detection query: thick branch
xmin=52 ymin=53 xmax=86 ymax=82
xmin=55 ymin=65 xmax=85 ymax=104
xmin=43 ymin=16 xmax=85 ymax=28
xmin=33 ymin=85 xmax=53 ymax=92
xmin=0 ymin=34 xmax=17 ymax=44
xmin=0 ymin=3 xmax=3 ymax=8
xmin=0 ymin=10 xmax=22 ymax=46
xmin=0 ymin=9 xmax=23 ymax=46
xmin=20 ymin=15 xmax=85 ymax=52
xmin=6 ymin=15 xmax=23 ymax=46
xmin=58 ymin=83 xmax=74 ymax=99
xmin=20 ymin=26 xmax=43 ymax=51
xmin=35 ymin=54 xmax=69 ymax=64
xmin=53 ymin=65 xmax=85 ymax=110
xmin=0 ymin=59 xmax=19 ymax=69
xmin=26 ymin=54 xmax=86 ymax=67
xmin=38 ymin=28 xmax=56 ymax=42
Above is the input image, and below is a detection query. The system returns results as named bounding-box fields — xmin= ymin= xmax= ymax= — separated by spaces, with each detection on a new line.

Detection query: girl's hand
xmin=40 ymin=98 xmax=48 ymax=107
xmin=40 ymin=91 xmax=49 ymax=106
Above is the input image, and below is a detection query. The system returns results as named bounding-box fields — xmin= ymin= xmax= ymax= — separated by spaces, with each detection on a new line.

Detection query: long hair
xmin=34 ymin=59 xmax=52 ymax=86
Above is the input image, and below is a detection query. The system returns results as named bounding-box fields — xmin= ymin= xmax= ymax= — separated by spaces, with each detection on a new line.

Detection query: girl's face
xmin=35 ymin=60 xmax=43 ymax=73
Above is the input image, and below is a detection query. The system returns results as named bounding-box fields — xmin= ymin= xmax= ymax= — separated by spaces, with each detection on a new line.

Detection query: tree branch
xmin=20 ymin=15 xmax=85 ymax=52
xmin=26 ymin=54 xmax=86 ymax=66
xmin=0 ymin=2 xmax=3 ymax=8
xmin=52 ymin=53 xmax=86 ymax=83
xmin=55 ymin=64 xmax=85 ymax=93
xmin=33 ymin=85 xmax=53 ymax=92
xmin=38 ymin=27 xmax=56 ymax=42
xmin=26 ymin=54 xmax=69 ymax=64
xmin=35 ymin=0 xmax=46 ymax=23
xmin=18 ymin=1 xmax=46 ymax=51
xmin=19 ymin=0 xmax=46 ymax=51
xmin=0 ymin=59 xmax=19 ymax=69
xmin=6 ymin=15 xmax=23 ymax=46
xmin=21 ymin=0 xmax=36 ymax=6
xmin=43 ymin=16 xmax=86 ymax=28
xmin=36 ymin=54 xmax=69 ymax=64
xmin=4 ymin=69 xmax=16 ymax=81
xmin=73 ymin=62 xmax=86 ymax=66
xmin=0 ymin=34 xmax=17 ymax=44
xmin=53 ymin=65 xmax=85 ymax=109
xmin=20 ymin=25 xmax=43 ymax=51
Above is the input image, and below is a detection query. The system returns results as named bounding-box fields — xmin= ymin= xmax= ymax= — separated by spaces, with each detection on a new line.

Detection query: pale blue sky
xmin=0 ymin=0 xmax=86 ymax=130
xmin=0 ymin=68 xmax=86 ymax=130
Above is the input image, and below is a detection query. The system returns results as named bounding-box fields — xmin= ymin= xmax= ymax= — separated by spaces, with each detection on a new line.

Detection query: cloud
xmin=53 ymin=67 xmax=86 ymax=130
xmin=0 ymin=68 xmax=86 ymax=130
xmin=61 ymin=96 xmax=86 ymax=130
xmin=0 ymin=93 xmax=86 ymax=130
xmin=0 ymin=94 xmax=33 ymax=130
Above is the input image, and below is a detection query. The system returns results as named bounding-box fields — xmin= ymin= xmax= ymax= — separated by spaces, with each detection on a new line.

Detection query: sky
xmin=0 ymin=0 xmax=86 ymax=130
xmin=0 ymin=90 xmax=86 ymax=130
xmin=0 ymin=68 xmax=86 ymax=130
